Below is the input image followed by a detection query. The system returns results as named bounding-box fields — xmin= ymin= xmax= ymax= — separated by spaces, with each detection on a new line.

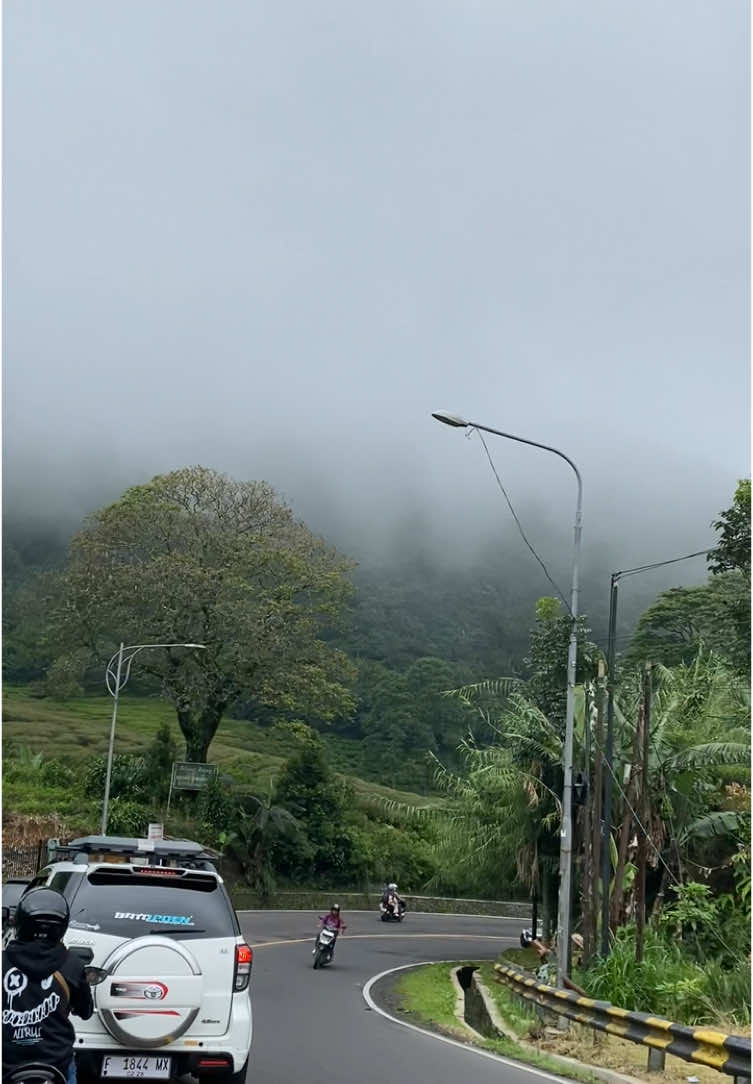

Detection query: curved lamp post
xmin=432 ymin=410 xmax=583 ymax=987
xmin=101 ymin=641 xmax=206 ymax=834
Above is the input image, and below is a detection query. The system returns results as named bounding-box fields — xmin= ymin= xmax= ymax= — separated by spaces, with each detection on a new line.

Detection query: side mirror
xmin=84 ymin=966 xmax=109 ymax=987
xmin=69 ymin=946 xmax=94 ymax=964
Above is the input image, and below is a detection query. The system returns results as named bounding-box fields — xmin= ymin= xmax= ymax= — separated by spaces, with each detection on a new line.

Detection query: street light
xmin=598 ymin=548 xmax=710 ymax=957
xmin=433 ymin=410 xmax=583 ymax=987
xmin=101 ymin=641 xmax=206 ymax=834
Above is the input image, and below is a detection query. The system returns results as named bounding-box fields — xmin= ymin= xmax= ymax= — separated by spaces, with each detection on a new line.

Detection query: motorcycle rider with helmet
xmin=313 ymin=904 xmax=346 ymax=959
xmin=381 ymin=882 xmax=404 ymax=918
xmin=2 ymin=888 xmax=93 ymax=1084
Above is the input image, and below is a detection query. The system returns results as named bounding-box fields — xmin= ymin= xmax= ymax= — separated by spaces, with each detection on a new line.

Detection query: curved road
xmin=240 ymin=909 xmax=553 ymax=1084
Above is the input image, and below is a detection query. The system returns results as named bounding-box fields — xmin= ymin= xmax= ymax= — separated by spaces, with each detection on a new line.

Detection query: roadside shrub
xmin=584 ymin=924 xmax=751 ymax=1026
xmin=196 ymin=776 xmax=236 ymax=844
xmin=102 ymin=797 xmax=147 ymax=836
xmin=585 ymin=926 xmax=694 ymax=1016
xmin=82 ymin=754 xmax=148 ymax=803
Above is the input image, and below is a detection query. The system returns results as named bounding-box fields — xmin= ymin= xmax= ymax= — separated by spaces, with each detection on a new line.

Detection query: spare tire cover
xmin=97 ymin=936 xmax=203 ymax=1048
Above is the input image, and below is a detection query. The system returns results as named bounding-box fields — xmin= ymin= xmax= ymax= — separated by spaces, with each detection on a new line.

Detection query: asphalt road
xmin=239 ymin=909 xmax=555 ymax=1084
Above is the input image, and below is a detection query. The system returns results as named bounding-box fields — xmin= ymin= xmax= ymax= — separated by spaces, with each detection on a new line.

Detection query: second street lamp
xmin=598 ymin=547 xmax=711 ymax=957
xmin=101 ymin=641 xmax=206 ymax=834
xmin=432 ymin=410 xmax=583 ymax=987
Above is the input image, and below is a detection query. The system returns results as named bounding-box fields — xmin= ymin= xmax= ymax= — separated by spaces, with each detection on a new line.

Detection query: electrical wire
xmin=615 ymin=550 xmax=712 ymax=580
xmin=471 ymin=428 xmax=575 ymax=620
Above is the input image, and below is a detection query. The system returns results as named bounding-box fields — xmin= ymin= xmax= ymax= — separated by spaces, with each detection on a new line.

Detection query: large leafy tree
xmin=628 ymin=482 xmax=751 ymax=676
xmin=626 ymin=574 xmax=749 ymax=672
xmin=49 ymin=466 xmax=356 ymax=762
xmin=708 ymin=479 xmax=750 ymax=579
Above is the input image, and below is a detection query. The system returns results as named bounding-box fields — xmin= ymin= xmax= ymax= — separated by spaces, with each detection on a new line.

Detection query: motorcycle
xmin=4 ymin=1065 xmax=68 ymax=1084
xmin=312 ymin=925 xmax=337 ymax=968
xmin=379 ymin=895 xmax=406 ymax=922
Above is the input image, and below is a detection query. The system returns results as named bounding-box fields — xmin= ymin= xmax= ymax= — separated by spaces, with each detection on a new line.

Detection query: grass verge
xmin=395 ymin=963 xmax=600 ymax=1084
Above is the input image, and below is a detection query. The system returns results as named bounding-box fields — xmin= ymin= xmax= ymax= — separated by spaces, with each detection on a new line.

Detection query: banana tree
xmin=607 ymin=651 xmax=749 ymax=927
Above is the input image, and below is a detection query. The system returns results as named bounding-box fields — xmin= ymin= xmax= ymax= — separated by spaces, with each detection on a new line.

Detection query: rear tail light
xmin=198 ymin=1059 xmax=232 ymax=1069
xmin=233 ymin=943 xmax=252 ymax=992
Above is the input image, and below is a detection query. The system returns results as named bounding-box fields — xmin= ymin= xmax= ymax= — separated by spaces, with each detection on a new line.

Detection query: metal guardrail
xmin=495 ymin=964 xmax=751 ymax=1078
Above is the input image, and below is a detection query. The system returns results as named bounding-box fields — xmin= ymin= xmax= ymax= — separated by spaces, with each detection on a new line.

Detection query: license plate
xmin=100 ymin=1056 xmax=172 ymax=1079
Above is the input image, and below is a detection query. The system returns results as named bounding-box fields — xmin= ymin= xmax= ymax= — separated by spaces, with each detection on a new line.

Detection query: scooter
xmin=4 ymin=1065 xmax=68 ymax=1084
xmin=379 ymin=895 xmax=406 ymax=922
xmin=312 ymin=926 xmax=337 ymax=968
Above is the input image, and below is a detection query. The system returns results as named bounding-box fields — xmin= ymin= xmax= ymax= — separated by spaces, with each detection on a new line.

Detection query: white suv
xmin=23 ymin=836 xmax=253 ymax=1084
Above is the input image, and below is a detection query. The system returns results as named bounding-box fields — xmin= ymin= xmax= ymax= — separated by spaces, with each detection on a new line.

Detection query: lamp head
xmin=431 ymin=411 xmax=468 ymax=428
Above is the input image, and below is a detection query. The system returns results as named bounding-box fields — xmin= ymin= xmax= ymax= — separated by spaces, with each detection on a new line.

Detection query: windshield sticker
xmin=113 ymin=912 xmax=194 ymax=926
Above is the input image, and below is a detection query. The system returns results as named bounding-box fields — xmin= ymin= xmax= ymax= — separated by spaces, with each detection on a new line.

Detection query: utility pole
xmin=599 ymin=548 xmax=709 ymax=958
xmin=581 ymin=684 xmax=596 ymax=963
xmin=588 ymin=659 xmax=605 ymax=964
xmin=600 ymin=576 xmax=618 ymax=956
xmin=635 ymin=662 xmax=652 ymax=962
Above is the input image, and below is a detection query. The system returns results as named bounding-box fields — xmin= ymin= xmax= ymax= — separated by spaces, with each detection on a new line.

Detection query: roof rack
xmin=48 ymin=836 xmax=221 ymax=871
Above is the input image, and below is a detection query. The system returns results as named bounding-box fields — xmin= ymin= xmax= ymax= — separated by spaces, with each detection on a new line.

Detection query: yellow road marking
xmin=250 ymin=933 xmax=514 ymax=949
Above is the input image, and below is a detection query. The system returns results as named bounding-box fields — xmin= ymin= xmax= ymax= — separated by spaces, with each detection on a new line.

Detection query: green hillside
xmin=2 ymin=686 xmax=436 ymax=834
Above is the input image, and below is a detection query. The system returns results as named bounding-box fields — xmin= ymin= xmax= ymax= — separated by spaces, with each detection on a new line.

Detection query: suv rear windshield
xmin=67 ymin=869 xmax=239 ymax=938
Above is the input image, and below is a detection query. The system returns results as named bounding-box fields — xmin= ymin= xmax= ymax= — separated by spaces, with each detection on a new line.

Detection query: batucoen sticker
xmin=113 ymin=912 xmax=194 ymax=926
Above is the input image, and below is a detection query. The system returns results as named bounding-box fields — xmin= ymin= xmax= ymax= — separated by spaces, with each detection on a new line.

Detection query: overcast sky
xmin=3 ymin=1 xmax=749 ymax=596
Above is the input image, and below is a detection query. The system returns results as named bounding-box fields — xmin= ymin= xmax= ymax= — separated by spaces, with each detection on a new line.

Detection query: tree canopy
xmin=49 ymin=466 xmax=356 ymax=761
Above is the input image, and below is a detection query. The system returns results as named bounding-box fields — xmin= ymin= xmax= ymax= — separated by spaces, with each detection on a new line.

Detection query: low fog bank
xmin=3 ymin=425 xmax=728 ymax=653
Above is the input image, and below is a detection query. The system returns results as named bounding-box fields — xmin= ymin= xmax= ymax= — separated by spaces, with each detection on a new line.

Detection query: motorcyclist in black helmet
xmin=2 ymin=888 xmax=93 ymax=1084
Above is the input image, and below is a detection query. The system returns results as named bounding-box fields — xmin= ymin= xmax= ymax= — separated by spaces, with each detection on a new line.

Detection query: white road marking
xmin=362 ymin=962 xmax=570 ymax=1083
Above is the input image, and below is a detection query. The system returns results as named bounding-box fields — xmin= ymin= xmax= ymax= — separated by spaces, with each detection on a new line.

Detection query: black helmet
xmin=15 ymin=888 xmax=69 ymax=943
xmin=330 ymin=903 xmax=340 ymax=913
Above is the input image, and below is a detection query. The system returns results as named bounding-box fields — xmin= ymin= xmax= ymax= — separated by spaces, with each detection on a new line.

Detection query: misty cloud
xmin=3 ymin=1 xmax=748 ymax=616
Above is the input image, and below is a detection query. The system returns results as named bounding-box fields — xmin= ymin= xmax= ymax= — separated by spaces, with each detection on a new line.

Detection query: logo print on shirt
xmin=3 ymin=969 xmax=28 ymax=1005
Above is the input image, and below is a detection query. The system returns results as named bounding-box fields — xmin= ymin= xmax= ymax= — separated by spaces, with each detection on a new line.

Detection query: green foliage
xmin=627 ymin=573 xmax=750 ymax=674
xmin=3 ymin=745 xmax=76 ymax=790
xmin=658 ymin=881 xmax=719 ymax=955
xmin=106 ymin=797 xmax=149 ymax=836
xmin=142 ymin=722 xmax=179 ymax=803
xmin=82 ymin=754 xmax=149 ymax=803
xmin=273 ymin=731 xmax=358 ymax=882
xmin=524 ymin=598 xmax=599 ymax=728
xmin=46 ymin=466 xmax=356 ymax=762
xmin=348 ymin=656 xmax=471 ymax=786
xmin=584 ymin=925 xmax=749 ymax=1026
xmin=196 ymin=776 xmax=236 ymax=842
xmin=708 ymin=479 xmax=751 ymax=578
